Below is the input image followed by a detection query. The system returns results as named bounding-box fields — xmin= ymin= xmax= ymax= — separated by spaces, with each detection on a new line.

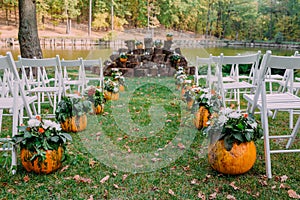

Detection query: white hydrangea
xmin=27 ymin=118 xmax=41 ymax=127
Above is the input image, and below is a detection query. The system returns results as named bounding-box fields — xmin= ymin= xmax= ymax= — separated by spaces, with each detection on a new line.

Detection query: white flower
xmin=42 ymin=119 xmax=53 ymax=129
xmin=27 ymin=118 xmax=41 ymax=127
xmin=113 ymin=87 xmax=119 ymax=93
xmin=249 ymin=121 xmax=257 ymax=129
xmin=228 ymin=111 xmax=241 ymax=119
xmin=218 ymin=115 xmax=228 ymax=124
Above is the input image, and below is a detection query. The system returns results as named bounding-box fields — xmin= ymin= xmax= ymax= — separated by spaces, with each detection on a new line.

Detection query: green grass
xmin=1 ymin=77 xmax=299 ymax=199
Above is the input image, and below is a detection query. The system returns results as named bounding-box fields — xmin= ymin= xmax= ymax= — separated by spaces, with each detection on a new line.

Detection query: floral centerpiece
xmin=104 ymin=78 xmax=120 ymax=100
xmin=84 ymin=86 xmax=105 ymax=114
xmin=205 ymin=108 xmax=263 ymax=175
xmin=154 ymin=39 xmax=163 ymax=48
xmin=111 ymin=68 xmax=125 ymax=91
xmin=55 ymin=96 xmax=93 ymax=132
xmin=12 ymin=116 xmax=72 ymax=174
xmin=135 ymin=40 xmax=143 ymax=49
xmin=191 ymin=87 xmax=222 ymax=130
xmin=170 ymin=53 xmax=181 ymax=63
xmin=119 ymin=52 xmax=128 ymax=63
xmin=166 ymin=33 xmax=173 ymax=41
xmin=174 ymin=67 xmax=187 ymax=89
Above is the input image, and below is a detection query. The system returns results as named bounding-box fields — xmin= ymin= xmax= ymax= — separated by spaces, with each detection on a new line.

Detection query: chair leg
xmin=286 ymin=115 xmax=300 ymax=149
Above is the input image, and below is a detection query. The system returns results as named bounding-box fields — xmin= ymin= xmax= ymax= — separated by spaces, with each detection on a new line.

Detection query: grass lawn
xmin=0 ymin=77 xmax=299 ymax=199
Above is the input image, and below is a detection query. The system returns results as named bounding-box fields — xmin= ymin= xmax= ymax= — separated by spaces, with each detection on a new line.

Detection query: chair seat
xmin=28 ymin=86 xmax=61 ymax=93
xmin=0 ymin=96 xmax=37 ymax=109
xmin=244 ymin=92 xmax=300 ymax=110
xmin=223 ymin=81 xmax=256 ymax=90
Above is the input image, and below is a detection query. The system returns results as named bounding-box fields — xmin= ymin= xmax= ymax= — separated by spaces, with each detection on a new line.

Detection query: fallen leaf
xmin=100 ymin=175 xmax=110 ymax=184
xmin=112 ymin=172 xmax=117 ymax=177
xmin=151 ymin=158 xmax=162 ymax=162
xmin=271 ymin=185 xmax=276 ymax=189
xmin=89 ymin=159 xmax=97 ymax=167
xmin=183 ymin=165 xmax=190 ymax=171
xmin=226 ymin=194 xmax=236 ymax=200
xmin=122 ymin=174 xmax=128 ymax=182
xmin=280 ymin=175 xmax=288 ymax=182
xmin=280 ymin=183 xmax=290 ymax=189
xmin=209 ymin=192 xmax=217 ymax=199
xmin=229 ymin=181 xmax=239 ymax=190
xmin=166 ymin=119 xmax=172 ymax=122
xmin=288 ymin=189 xmax=300 ymax=199
xmin=259 ymin=180 xmax=268 ymax=186
xmin=168 ymin=189 xmax=175 ymax=196
xmin=103 ymin=189 xmax=108 ymax=199
xmin=177 ymin=143 xmax=185 ymax=150
xmin=113 ymin=184 xmax=119 ymax=189
xmin=202 ymin=174 xmax=211 ymax=182
xmin=23 ymin=175 xmax=30 ymax=183
xmin=117 ymin=137 xmax=123 ymax=141
xmin=191 ymin=179 xmax=199 ymax=185
xmin=87 ymin=195 xmax=93 ymax=200
xmin=60 ymin=165 xmax=69 ymax=172
xmin=73 ymin=175 xmax=92 ymax=183
xmin=198 ymin=191 xmax=206 ymax=199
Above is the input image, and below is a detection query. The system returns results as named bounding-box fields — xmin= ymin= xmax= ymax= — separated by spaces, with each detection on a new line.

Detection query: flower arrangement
xmin=111 ymin=68 xmax=125 ymax=86
xmin=190 ymin=87 xmax=222 ymax=114
xmin=135 ymin=40 xmax=143 ymax=49
xmin=205 ymin=108 xmax=263 ymax=151
xmin=12 ymin=116 xmax=72 ymax=160
xmin=166 ymin=33 xmax=173 ymax=37
xmin=119 ymin=52 xmax=128 ymax=59
xmin=104 ymin=78 xmax=119 ymax=93
xmin=84 ymin=85 xmax=105 ymax=107
xmin=154 ymin=39 xmax=163 ymax=48
xmin=170 ymin=54 xmax=181 ymax=63
xmin=55 ymin=96 xmax=93 ymax=123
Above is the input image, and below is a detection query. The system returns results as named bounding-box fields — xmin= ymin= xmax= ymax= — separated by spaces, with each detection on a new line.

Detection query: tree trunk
xmin=18 ymin=0 xmax=43 ymax=59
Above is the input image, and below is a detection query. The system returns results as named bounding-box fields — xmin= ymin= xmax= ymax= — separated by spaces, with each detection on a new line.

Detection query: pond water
xmin=0 ymin=46 xmax=295 ymax=64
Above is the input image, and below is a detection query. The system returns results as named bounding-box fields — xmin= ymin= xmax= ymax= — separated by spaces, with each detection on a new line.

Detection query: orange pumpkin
xmin=120 ymin=58 xmax=127 ymax=63
xmin=187 ymin=99 xmax=194 ymax=110
xmin=119 ymin=85 xmax=125 ymax=92
xmin=60 ymin=114 xmax=87 ymax=133
xmin=208 ymin=140 xmax=257 ymax=175
xmin=20 ymin=146 xmax=63 ymax=174
xmin=93 ymin=104 xmax=104 ymax=114
xmin=193 ymin=106 xmax=210 ymax=129
xmin=104 ymin=91 xmax=119 ymax=101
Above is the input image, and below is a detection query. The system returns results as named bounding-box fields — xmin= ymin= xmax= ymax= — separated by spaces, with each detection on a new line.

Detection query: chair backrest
xmin=250 ymin=50 xmax=300 ymax=113
xmin=18 ymin=55 xmax=64 ymax=93
xmin=213 ymin=51 xmax=261 ymax=107
xmin=0 ymin=52 xmax=33 ymax=118
xmin=82 ymin=58 xmax=104 ymax=89
xmin=195 ymin=55 xmax=213 ymax=88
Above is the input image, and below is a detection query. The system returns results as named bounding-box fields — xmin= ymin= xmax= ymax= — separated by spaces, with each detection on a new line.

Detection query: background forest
xmin=1 ymin=0 xmax=300 ymax=42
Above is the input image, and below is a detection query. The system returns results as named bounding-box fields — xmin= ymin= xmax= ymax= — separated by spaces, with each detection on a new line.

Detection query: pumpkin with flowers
xmin=12 ymin=116 xmax=72 ymax=174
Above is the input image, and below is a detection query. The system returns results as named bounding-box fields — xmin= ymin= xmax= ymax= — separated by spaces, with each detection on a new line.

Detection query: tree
xmin=18 ymin=0 xmax=43 ymax=59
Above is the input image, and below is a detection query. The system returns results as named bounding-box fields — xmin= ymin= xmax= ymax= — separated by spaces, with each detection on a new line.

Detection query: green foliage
xmin=55 ymin=96 xmax=93 ymax=123
xmin=84 ymin=86 xmax=105 ymax=107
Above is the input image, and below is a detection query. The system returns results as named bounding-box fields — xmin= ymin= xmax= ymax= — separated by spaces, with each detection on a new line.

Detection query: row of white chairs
xmin=0 ymin=52 xmax=104 ymax=172
xmin=195 ymin=50 xmax=300 ymax=178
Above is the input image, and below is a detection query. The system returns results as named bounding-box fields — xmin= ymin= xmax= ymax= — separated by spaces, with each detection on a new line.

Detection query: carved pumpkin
xmin=119 ymin=85 xmax=125 ymax=92
xmin=93 ymin=104 xmax=104 ymax=115
xmin=104 ymin=91 xmax=119 ymax=101
xmin=208 ymin=140 xmax=257 ymax=175
xmin=20 ymin=146 xmax=63 ymax=174
xmin=60 ymin=114 xmax=87 ymax=133
xmin=193 ymin=106 xmax=210 ymax=129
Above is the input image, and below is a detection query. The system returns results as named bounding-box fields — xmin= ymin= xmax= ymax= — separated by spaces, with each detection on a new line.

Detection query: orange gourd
xmin=208 ymin=140 xmax=257 ymax=175
xmin=93 ymin=104 xmax=104 ymax=114
xmin=60 ymin=114 xmax=87 ymax=133
xmin=193 ymin=106 xmax=210 ymax=129
xmin=104 ymin=91 xmax=119 ymax=100
xmin=119 ymin=85 xmax=125 ymax=92
xmin=20 ymin=146 xmax=63 ymax=174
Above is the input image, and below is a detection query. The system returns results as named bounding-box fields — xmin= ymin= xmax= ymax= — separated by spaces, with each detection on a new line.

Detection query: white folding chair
xmin=244 ymin=50 xmax=300 ymax=178
xmin=213 ymin=51 xmax=261 ymax=110
xmin=194 ymin=55 xmax=214 ymax=89
xmin=61 ymin=58 xmax=86 ymax=96
xmin=0 ymin=52 xmax=36 ymax=173
xmin=18 ymin=55 xmax=65 ymax=117
xmin=82 ymin=58 xmax=104 ymax=90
